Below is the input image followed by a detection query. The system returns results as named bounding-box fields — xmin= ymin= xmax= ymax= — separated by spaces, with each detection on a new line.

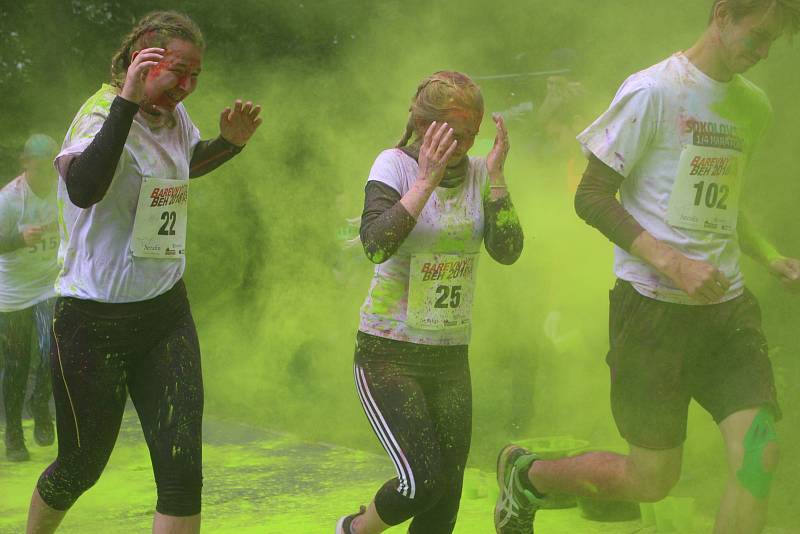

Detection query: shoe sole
xmin=494 ymin=443 xmax=522 ymax=532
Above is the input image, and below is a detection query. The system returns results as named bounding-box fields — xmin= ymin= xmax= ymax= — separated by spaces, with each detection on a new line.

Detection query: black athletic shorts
xmin=607 ymin=279 xmax=780 ymax=450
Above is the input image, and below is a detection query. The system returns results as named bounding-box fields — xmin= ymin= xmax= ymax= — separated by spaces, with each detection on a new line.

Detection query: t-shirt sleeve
xmin=0 ymin=190 xmax=19 ymax=236
xmin=366 ymin=150 xmax=405 ymax=195
xmin=54 ymin=110 xmax=109 ymax=177
xmin=576 ymin=77 xmax=664 ymax=178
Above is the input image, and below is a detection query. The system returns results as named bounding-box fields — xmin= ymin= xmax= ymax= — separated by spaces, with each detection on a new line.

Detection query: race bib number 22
xmin=131 ymin=177 xmax=188 ymax=259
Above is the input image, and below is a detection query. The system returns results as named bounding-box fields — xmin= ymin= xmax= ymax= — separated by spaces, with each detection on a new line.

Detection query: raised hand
xmin=120 ymin=48 xmax=164 ymax=105
xmin=769 ymin=257 xmax=800 ymax=290
xmin=487 ymin=113 xmax=509 ymax=182
xmin=220 ymin=100 xmax=263 ymax=147
xmin=417 ymin=121 xmax=457 ymax=189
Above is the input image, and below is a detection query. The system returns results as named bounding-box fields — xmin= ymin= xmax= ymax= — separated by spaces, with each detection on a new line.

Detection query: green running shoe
xmin=494 ymin=444 xmax=542 ymax=533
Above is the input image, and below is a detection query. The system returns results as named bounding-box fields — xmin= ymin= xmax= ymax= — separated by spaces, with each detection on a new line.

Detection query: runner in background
xmin=495 ymin=2 xmax=800 ymax=533
xmin=337 ymin=71 xmax=524 ymax=534
xmin=0 ymin=134 xmax=59 ymax=461
xmin=24 ymin=11 xmax=261 ymax=534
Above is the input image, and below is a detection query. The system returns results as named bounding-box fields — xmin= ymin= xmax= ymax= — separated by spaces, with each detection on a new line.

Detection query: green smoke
xmin=0 ymin=0 xmax=798 ymax=531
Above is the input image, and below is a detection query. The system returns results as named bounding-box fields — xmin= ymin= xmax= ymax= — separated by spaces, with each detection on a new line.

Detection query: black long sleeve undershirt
xmin=189 ymin=136 xmax=243 ymax=178
xmin=574 ymin=155 xmax=645 ymax=252
xmin=64 ymin=95 xmax=244 ymax=208
xmin=359 ymin=182 xmax=417 ymax=264
xmin=359 ymin=181 xmax=524 ymax=265
xmin=483 ymin=193 xmax=524 ymax=265
xmin=65 ymin=96 xmax=140 ymax=209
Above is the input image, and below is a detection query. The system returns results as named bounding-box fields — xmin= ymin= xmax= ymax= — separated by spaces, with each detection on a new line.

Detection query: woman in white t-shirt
xmin=336 ymin=71 xmax=524 ymax=534
xmin=26 ymin=11 xmax=261 ymax=534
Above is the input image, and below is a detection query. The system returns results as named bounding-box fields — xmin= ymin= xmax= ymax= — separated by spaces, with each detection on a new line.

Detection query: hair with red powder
xmin=110 ymin=11 xmax=205 ymax=88
xmin=396 ymin=71 xmax=484 ymax=148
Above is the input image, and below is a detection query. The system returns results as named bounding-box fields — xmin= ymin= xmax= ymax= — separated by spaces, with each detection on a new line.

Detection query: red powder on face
xmin=147 ymin=51 xmax=175 ymax=80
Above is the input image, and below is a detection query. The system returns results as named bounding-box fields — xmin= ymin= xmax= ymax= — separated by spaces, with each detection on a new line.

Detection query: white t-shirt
xmin=0 ymin=175 xmax=58 ymax=312
xmin=577 ymin=53 xmax=771 ymax=304
xmin=359 ymin=149 xmax=488 ymax=346
xmin=55 ymin=84 xmax=200 ymax=303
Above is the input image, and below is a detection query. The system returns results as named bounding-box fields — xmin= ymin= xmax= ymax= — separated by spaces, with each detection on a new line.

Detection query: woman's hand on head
xmin=417 ymin=121 xmax=457 ymax=189
xmin=487 ymin=113 xmax=509 ymax=182
xmin=219 ymin=100 xmax=263 ymax=147
xmin=120 ymin=48 xmax=164 ymax=105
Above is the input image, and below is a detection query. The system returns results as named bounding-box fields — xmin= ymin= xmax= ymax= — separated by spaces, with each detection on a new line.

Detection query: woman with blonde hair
xmin=25 ymin=11 xmax=261 ymax=534
xmin=337 ymin=71 xmax=524 ymax=534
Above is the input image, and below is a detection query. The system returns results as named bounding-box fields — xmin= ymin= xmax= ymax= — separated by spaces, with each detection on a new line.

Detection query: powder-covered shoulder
xmin=468 ymin=156 xmax=489 ymax=189
xmin=63 ymin=86 xmax=117 ymax=145
xmin=175 ymin=102 xmax=201 ymax=138
xmin=367 ymin=148 xmax=416 ymax=193
xmin=734 ymin=76 xmax=773 ymax=118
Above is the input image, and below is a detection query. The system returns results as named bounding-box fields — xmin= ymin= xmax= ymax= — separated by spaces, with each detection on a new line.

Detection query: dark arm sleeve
xmin=189 ymin=136 xmax=243 ymax=178
xmin=574 ymin=155 xmax=645 ymax=251
xmin=0 ymin=232 xmax=25 ymax=253
xmin=359 ymin=181 xmax=417 ymax=264
xmin=64 ymin=96 xmax=140 ymax=209
xmin=483 ymin=193 xmax=524 ymax=265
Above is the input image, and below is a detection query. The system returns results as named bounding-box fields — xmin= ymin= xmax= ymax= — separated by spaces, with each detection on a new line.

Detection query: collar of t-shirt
xmin=676 ymin=52 xmax=731 ymax=95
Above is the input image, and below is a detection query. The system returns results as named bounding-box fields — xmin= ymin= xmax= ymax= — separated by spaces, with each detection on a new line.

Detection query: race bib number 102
xmin=406 ymin=253 xmax=479 ymax=330
xmin=131 ymin=177 xmax=188 ymax=259
xmin=666 ymin=145 xmax=744 ymax=235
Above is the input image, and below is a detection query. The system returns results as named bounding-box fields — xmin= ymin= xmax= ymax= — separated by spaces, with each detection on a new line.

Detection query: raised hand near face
xmin=487 ymin=113 xmax=510 ymax=181
xmin=120 ymin=48 xmax=165 ymax=105
xmin=220 ymin=100 xmax=263 ymax=147
xmin=417 ymin=121 xmax=458 ymax=189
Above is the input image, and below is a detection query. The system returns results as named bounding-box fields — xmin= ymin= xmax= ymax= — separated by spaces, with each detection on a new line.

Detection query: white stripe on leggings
xmin=354 ymin=363 xmax=416 ymax=499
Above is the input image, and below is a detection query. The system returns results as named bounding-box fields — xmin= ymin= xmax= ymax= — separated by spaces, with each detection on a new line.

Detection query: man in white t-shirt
xmin=495 ymin=2 xmax=800 ymax=533
xmin=0 ymin=134 xmax=59 ymax=461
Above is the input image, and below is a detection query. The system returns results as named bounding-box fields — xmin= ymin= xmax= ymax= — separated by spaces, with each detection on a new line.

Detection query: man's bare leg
xmin=714 ymin=407 xmax=778 ymax=534
xmin=528 ymin=444 xmax=684 ymax=502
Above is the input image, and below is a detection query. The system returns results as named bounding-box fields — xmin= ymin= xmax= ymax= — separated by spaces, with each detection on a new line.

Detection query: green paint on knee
xmin=736 ymin=408 xmax=777 ymax=499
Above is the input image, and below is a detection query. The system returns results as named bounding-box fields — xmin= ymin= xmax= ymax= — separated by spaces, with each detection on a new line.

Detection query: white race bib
xmin=131 ymin=178 xmax=188 ymax=258
xmin=666 ymin=145 xmax=744 ymax=235
xmin=406 ymin=253 xmax=478 ymax=330
xmin=23 ymin=223 xmax=59 ymax=257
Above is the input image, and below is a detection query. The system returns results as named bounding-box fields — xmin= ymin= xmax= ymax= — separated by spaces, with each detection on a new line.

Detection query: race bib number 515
xmin=131 ymin=177 xmax=188 ymax=258
xmin=406 ymin=253 xmax=479 ymax=330
xmin=666 ymin=145 xmax=744 ymax=235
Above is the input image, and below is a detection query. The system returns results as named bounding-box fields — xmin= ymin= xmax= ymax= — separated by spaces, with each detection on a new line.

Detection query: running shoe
xmin=335 ymin=505 xmax=366 ymax=534
xmin=494 ymin=444 xmax=543 ymax=533
xmin=5 ymin=427 xmax=30 ymax=462
xmin=33 ymin=412 xmax=55 ymax=447
xmin=28 ymin=398 xmax=55 ymax=446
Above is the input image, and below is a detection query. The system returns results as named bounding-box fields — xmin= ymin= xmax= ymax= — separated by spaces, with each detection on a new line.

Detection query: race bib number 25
xmin=131 ymin=178 xmax=188 ymax=259
xmin=407 ymin=253 xmax=479 ymax=330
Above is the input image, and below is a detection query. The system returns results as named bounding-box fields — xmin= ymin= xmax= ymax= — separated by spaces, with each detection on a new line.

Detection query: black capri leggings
xmin=354 ymin=331 xmax=472 ymax=534
xmin=36 ymin=280 xmax=203 ymax=517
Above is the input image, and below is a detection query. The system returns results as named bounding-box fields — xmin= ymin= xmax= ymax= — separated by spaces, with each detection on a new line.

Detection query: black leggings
xmin=36 ymin=280 xmax=203 ymax=517
xmin=354 ymin=331 xmax=472 ymax=534
xmin=1 ymin=300 xmax=53 ymax=433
